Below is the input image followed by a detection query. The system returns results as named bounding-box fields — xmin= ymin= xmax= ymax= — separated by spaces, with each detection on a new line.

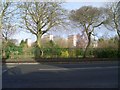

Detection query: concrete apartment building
xmin=41 ymin=34 xmax=54 ymax=41
xmin=68 ymin=35 xmax=77 ymax=48
xmin=41 ymin=34 xmax=68 ymax=48
xmin=41 ymin=34 xmax=54 ymax=46
xmin=27 ymin=39 xmax=32 ymax=47
xmin=54 ymin=36 xmax=68 ymax=48
xmin=68 ymin=34 xmax=98 ymax=48
xmin=68 ymin=34 xmax=87 ymax=48
xmin=76 ymin=34 xmax=88 ymax=48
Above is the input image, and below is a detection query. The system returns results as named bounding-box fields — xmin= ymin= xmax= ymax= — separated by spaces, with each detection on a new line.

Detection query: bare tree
xmin=118 ymin=1 xmax=120 ymax=22
xmin=104 ymin=2 xmax=120 ymax=57
xmin=0 ymin=2 xmax=11 ymax=29
xmin=2 ymin=21 xmax=16 ymax=41
xmin=19 ymin=2 xmax=66 ymax=57
xmin=0 ymin=2 xmax=11 ymax=43
xmin=0 ymin=2 xmax=17 ymax=42
xmin=70 ymin=6 xmax=107 ymax=58
xmin=0 ymin=1 xmax=18 ymax=59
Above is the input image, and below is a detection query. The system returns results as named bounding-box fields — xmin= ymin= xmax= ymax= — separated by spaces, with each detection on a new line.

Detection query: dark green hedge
xmin=93 ymin=48 xmax=118 ymax=58
xmin=2 ymin=46 xmax=119 ymax=59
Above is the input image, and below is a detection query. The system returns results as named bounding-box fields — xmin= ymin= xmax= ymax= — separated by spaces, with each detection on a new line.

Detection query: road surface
xmin=2 ymin=61 xmax=119 ymax=88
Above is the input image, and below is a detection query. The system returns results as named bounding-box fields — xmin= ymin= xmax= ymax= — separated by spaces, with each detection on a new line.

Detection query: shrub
xmin=68 ymin=48 xmax=76 ymax=58
xmin=42 ymin=48 xmax=61 ymax=58
xmin=76 ymin=48 xmax=84 ymax=57
xmin=87 ymin=48 xmax=94 ymax=57
xmin=94 ymin=48 xmax=118 ymax=58
xmin=61 ymin=50 xmax=69 ymax=58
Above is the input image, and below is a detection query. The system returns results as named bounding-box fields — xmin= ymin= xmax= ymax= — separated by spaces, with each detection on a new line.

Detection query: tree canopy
xmin=70 ymin=6 xmax=107 ymax=58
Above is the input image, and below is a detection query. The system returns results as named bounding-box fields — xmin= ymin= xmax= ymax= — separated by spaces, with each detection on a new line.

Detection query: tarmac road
xmin=2 ymin=61 xmax=119 ymax=88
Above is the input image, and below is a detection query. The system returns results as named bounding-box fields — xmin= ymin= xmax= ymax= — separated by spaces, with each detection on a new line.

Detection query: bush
xmin=2 ymin=44 xmax=118 ymax=59
xmin=34 ymin=47 xmax=42 ymax=59
xmin=42 ymin=48 xmax=61 ymax=58
xmin=76 ymin=48 xmax=84 ymax=57
xmin=61 ymin=50 xmax=69 ymax=58
xmin=87 ymin=48 xmax=94 ymax=57
xmin=68 ymin=48 xmax=76 ymax=58
xmin=94 ymin=48 xmax=118 ymax=58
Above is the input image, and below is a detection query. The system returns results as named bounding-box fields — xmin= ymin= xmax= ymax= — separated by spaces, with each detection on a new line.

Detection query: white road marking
xmin=70 ymin=66 xmax=118 ymax=70
xmin=2 ymin=65 xmax=17 ymax=74
xmin=2 ymin=70 xmax=8 ymax=73
xmin=7 ymin=66 xmax=15 ymax=68
xmin=39 ymin=68 xmax=69 ymax=71
xmin=2 ymin=65 xmax=118 ymax=74
xmin=4 ymin=63 xmax=40 ymax=65
xmin=38 ymin=66 xmax=118 ymax=71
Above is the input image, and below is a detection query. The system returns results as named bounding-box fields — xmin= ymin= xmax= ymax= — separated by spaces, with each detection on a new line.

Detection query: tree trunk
xmin=35 ymin=34 xmax=43 ymax=58
xmin=118 ymin=36 xmax=120 ymax=58
xmin=117 ymin=30 xmax=120 ymax=57
xmin=83 ymin=33 xmax=91 ymax=58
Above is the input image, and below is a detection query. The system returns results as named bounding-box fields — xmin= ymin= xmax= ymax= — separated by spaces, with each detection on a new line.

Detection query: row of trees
xmin=1 ymin=1 xmax=120 ymax=59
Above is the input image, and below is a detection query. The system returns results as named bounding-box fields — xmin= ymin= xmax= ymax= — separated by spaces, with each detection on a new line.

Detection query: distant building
xmin=27 ymin=39 xmax=32 ymax=47
xmin=41 ymin=34 xmax=53 ymax=41
xmin=91 ymin=35 xmax=98 ymax=48
xmin=76 ymin=34 xmax=87 ymax=48
xmin=73 ymin=35 xmax=77 ymax=47
xmin=68 ymin=35 xmax=77 ymax=48
xmin=49 ymin=35 xmax=53 ymax=41
xmin=92 ymin=40 xmax=98 ymax=48
xmin=41 ymin=34 xmax=54 ymax=46
xmin=67 ymin=33 xmax=98 ymax=48
xmin=54 ymin=36 xmax=68 ymax=48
